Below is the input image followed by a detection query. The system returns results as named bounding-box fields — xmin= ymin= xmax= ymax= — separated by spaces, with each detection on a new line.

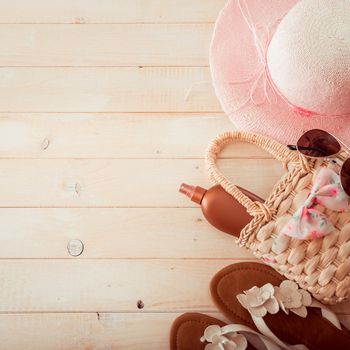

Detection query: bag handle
xmin=205 ymin=131 xmax=301 ymax=216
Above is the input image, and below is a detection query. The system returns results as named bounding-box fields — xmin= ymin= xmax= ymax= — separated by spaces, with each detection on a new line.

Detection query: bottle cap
xmin=179 ymin=183 xmax=206 ymax=204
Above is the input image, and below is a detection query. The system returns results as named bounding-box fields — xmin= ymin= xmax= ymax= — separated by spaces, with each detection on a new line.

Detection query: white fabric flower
xmin=274 ymin=280 xmax=312 ymax=318
xmin=236 ymin=283 xmax=279 ymax=317
xmin=202 ymin=325 xmax=248 ymax=350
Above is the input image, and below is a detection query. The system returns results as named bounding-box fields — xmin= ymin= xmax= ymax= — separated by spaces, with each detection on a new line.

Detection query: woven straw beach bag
xmin=206 ymin=131 xmax=350 ymax=305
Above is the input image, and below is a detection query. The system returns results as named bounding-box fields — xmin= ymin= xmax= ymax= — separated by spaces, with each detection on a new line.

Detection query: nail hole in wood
xmin=137 ymin=300 xmax=144 ymax=309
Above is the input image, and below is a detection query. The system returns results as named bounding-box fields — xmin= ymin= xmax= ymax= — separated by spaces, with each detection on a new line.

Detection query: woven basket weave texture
xmin=206 ymin=131 xmax=350 ymax=304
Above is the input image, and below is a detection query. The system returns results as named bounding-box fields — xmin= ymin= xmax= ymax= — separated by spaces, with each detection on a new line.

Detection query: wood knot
xmin=63 ymin=181 xmax=81 ymax=196
xmin=74 ymin=183 xmax=82 ymax=196
xmin=41 ymin=138 xmax=50 ymax=150
xmin=73 ymin=16 xmax=86 ymax=24
xmin=67 ymin=239 xmax=84 ymax=257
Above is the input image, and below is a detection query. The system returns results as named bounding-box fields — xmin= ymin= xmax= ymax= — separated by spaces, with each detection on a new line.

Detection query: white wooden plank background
xmin=0 ymin=158 xmax=283 ymax=206
xmin=0 ymin=114 xmax=270 ymax=158
xmin=0 ymin=0 xmax=227 ymax=23
xmin=0 ymin=25 xmax=213 ymax=66
xmin=0 ymin=67 xmax=220 ymax=112
xmin=0 ymin=1 xmax=348 ymax=349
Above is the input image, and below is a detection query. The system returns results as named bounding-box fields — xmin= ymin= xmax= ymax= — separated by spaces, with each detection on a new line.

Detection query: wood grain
xmin=0 ymin=259 xmax=245 ymax=312
xmin=0 ymin=0 xmax=226 ymax=23
xmin=0 ymin=24 xmax=212 ymax=66
xmin=0 ymin=208 xmax=254 ymax=259
xmin=0 ymin=259 xmax=348 ymax=313
xmin=0 ymin=114 xmax=271 ymax=159
xmin=0 ymin=158 xmax=283 ymax=207
xmin=0 ymin=312 xmax=226 ymax=350
xmin=0 ymin=67 xmax=220 ymax=112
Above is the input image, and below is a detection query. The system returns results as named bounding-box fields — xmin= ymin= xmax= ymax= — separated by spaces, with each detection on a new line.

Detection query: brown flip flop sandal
xmin=170 ymin=312 xmax=281 ymax=350
xmin=210 ymin=262 xmax=350 ymax=350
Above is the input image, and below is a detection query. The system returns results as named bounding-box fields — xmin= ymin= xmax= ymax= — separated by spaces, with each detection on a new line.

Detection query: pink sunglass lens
xmin=341 ymin=159 xmax=350 ymax=197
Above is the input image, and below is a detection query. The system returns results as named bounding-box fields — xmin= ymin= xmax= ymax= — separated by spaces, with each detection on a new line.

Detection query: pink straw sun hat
xmin=210 ymin=0 xmax=350 ymax=146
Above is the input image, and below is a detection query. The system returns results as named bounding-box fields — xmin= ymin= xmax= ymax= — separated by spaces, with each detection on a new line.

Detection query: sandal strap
xmin=201 ymin=323 xmax=282 ymax=350
xmin=236 ymin=280 xmax=342 ymax=349
xmin=310 ymin=300 xmax=341 ymax=330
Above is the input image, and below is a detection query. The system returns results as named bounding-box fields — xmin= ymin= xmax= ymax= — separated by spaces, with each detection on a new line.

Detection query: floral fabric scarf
xmin=281 ymin=167 xmax=349 ymax=240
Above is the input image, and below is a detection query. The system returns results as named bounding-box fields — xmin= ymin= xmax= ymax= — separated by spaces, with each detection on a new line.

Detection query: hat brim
xmin=210 ymin=0 xmax=350 ymax=146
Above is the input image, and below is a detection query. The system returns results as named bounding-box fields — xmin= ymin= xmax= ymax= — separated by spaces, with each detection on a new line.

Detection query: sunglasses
xmin=287 ymin=129 xmax=350 ymax=196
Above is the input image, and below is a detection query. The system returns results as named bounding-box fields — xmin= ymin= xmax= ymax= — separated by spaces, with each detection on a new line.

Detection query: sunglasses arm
xmin=336 ymin=139 xmax=350 ymax=158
